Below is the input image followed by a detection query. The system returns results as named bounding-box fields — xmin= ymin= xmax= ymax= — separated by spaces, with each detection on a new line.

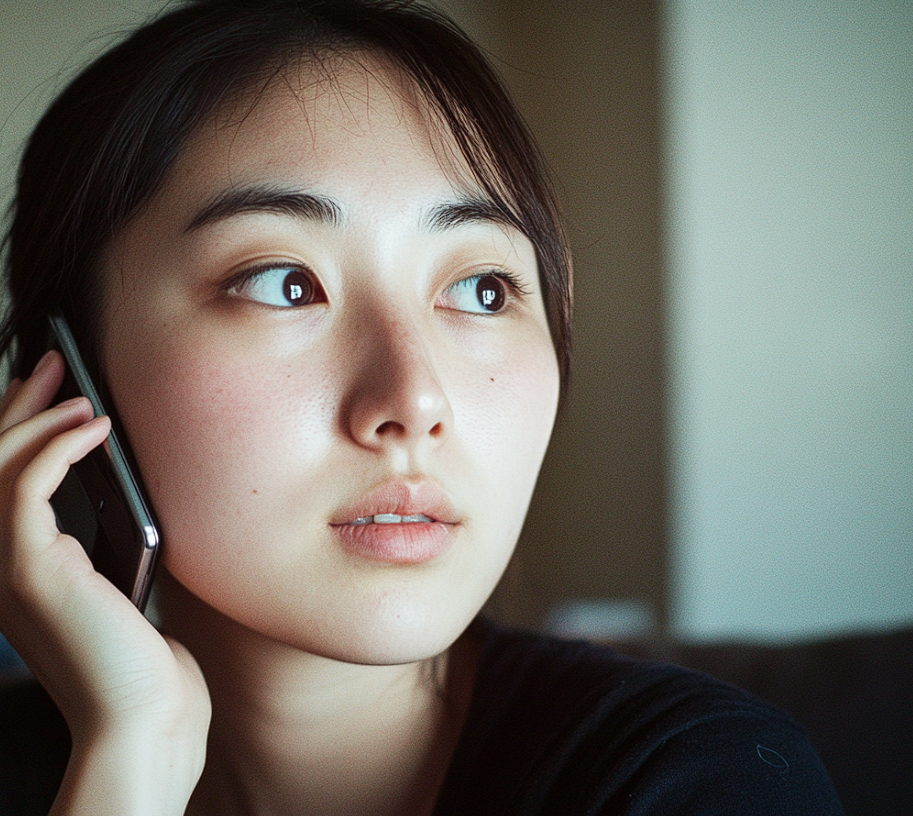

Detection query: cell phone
xmin=48 ymin=314 xmax=161 ymax=612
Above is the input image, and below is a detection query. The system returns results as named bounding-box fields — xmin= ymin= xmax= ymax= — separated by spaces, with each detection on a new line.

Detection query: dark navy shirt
xmin=434 ymin=619 xmax=844 ymax=814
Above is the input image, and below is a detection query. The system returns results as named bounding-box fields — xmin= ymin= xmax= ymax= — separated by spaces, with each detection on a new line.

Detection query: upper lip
xmin=330 ymin=479 xmax=459 ymax=526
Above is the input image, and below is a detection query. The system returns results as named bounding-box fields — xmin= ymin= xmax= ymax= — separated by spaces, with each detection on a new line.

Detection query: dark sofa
xmin=613 ymin=625 xmax=913 ymax=816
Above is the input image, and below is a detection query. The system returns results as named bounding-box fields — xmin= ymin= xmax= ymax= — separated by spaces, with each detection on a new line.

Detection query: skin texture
xmin=80 ymin=54 xmax=562 ymax=815
xmin=100 ymin=55 xmax=560 ymax=667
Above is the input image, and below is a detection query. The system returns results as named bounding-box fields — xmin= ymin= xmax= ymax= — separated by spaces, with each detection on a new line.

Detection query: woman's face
xmin=100 ymin=56 xmax=559 ymax=663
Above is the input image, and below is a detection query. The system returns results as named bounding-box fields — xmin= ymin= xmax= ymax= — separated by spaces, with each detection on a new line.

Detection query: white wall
xmin=666 ymin=0 xmax=913 ymax=641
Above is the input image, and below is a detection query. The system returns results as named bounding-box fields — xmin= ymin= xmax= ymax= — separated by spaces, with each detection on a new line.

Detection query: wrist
xmin=53 ymin=716 xmax=209 ymax=816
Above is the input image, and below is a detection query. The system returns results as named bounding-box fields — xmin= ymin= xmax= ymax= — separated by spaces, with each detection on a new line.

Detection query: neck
xmin=156 ymin=573 xmax=477 ymax=816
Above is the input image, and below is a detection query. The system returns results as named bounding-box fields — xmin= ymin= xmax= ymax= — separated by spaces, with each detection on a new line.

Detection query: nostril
xmin=346 ymin=356 xmax=453 ymax=448
xmin=374 ymin=419 xmax=444 ymax=439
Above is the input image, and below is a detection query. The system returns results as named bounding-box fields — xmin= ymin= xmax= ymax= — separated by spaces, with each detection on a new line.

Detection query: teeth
xmin=350 ymin=514 xmax=433 ymax=525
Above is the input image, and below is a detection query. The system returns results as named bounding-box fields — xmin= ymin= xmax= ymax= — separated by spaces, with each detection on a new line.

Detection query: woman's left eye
xmin=227 ymin=265 xmax=325 ymax=307
xmin=439 ymin=273 xmax=511 ymax=314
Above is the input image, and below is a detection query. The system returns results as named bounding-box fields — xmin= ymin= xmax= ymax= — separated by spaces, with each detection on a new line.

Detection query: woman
xmin=0 ymin=1 xmax=841 ymax=813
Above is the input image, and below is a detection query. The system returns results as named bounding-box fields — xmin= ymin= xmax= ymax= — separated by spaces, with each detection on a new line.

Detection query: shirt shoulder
xmin=435 ymin=619 xmax=844 ymax=815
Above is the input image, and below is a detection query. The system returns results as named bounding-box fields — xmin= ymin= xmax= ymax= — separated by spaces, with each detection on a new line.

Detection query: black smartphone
xmin=48 ymin=314 xmax=161 ymax=612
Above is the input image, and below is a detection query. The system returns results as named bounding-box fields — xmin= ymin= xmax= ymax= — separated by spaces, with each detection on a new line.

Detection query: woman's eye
xmin=440 ymin=273 xmax=509 ymax=314
xmin=228 ymin=266 xmax=325 ymax=308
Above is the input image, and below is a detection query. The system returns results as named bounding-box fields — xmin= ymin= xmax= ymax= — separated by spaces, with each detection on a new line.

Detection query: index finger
xmin=0 ymin=352 xmax=65 ymax=435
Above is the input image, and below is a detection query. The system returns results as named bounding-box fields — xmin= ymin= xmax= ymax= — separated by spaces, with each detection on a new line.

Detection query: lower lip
xmin=332 ymin=521 xmax=454 ymax=564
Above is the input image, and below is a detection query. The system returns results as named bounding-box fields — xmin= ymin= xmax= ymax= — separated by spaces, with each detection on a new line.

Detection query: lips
xmin=330 ymin=480 xmax=459 ymax=526
xmin=350 ymin=513 xmax=434 ymax=525
xmin=330 ymin=481 xmax=458 ymax=563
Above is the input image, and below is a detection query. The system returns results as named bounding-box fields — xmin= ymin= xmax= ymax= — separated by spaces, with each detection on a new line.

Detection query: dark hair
xmin=1 ymin=0 xmax=571 ymax=391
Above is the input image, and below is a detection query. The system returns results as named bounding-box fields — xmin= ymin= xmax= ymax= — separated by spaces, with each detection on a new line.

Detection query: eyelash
xmin=224 ymin=262 xmax=324 ymax=307
xmin=439 ymin=269 xmax=530 ymax=315
xmin=223 ymin=263 xmax=530 ymax=312
xmin=480 ymin=270 xmax=529 ymax=297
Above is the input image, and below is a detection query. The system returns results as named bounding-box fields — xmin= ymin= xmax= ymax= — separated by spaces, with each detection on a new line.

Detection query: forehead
xmin=165 ymin=52 xmax=474 ymax=206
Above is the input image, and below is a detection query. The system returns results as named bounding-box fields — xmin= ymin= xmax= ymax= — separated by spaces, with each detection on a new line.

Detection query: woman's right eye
xmin=227 ymin=265 xmax=325 ymax=308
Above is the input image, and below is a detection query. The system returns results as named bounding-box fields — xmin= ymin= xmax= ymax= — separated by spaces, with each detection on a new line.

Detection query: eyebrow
xmin=185 ymin=185 xmax=342 ymax=232
xmin=185 ymin=184 xmax=517 ymax=235
xmin=421 ymin=197 xmax=519 ymax=233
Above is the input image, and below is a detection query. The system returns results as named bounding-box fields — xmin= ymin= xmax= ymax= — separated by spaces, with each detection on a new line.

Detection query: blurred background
xmin=1 ymin=0 xmax=910 ymax=654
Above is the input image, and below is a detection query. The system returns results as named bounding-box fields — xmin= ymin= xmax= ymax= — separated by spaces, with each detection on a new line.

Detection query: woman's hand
xmin=0 ymin=351 xmax=211 ymax=815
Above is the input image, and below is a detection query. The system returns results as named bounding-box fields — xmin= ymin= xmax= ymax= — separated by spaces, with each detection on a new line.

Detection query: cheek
xmin=429 ymin=338 xmax=558 ymax=627
xmin=108 ymin=334 xmax=336 ymax=565
xmin=461 ymin=337 xmax=560 ymax=537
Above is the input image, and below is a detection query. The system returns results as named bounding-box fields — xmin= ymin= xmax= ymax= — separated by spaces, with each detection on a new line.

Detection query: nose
xmin=343 ymin=313 xmax=453 ymax=453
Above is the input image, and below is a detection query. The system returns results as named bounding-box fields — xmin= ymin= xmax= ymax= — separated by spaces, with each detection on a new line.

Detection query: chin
xmin=166 ymin=577 xmax=478 ymax=668
xmin=289 ymin=593 xmax=480 ymax=666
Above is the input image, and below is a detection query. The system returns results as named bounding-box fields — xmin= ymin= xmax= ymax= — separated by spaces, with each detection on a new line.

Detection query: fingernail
xmin=32 ymin=350 xmax=55 ymax=377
